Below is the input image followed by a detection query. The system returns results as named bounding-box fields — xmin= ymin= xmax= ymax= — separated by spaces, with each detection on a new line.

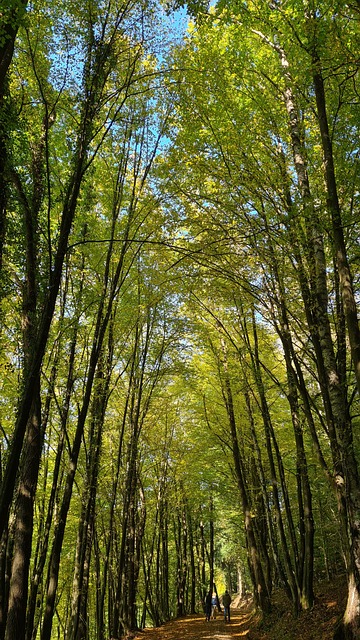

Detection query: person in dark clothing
xmin=222 ymin=589 xmax=231 ymax=622
xmin=205 ymin=590 xmax=212 ymax=621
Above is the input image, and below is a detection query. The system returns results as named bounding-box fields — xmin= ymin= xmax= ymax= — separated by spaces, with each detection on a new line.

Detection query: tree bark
xmin=67 ymin=349 xmax=111 ymax=640
xmin=41 ymin=289 xmax=122 ymax=640
xmin=262 ymin=26 xmax=360 ymax=636
xmin=0 ymin=0 xmax=28 ymax=274
xmin=260 ymin=215 xmax=316 ymax=610
xmin=220 ymin=340 xmax=271 ymax=613
xmin=26 ymin=248 xmax=84 ymax=640
xmin=247 ymin=312 xmax=302 ymax=613
xmin=312 ymin=60 xmax=360 ymax=396
xmin=4 ymin=117 xmax=46 ymax=640
xmin=245 ymin=388 xmax=291 ymax=599
xmin=188 ymin=511 xmax=196 ymax=614
xmin=4 ymin=395 xmax=41 ymax=640
xmin=0 ymin=6 xmax=120 ymax=542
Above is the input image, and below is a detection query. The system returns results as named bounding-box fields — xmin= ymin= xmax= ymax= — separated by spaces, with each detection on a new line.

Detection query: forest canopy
xmin=0 ymin=1 xmax=359 ymax=639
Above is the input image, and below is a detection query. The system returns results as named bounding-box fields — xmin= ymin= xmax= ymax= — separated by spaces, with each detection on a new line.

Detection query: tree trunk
xmin=160 ymin=501 xmax=170 ymax=621
xmin=41 ymin=314 xmax=114 ymax=640
xmin=266 ymin=28 xmax=360 ymax=636
xmin=0 ymin=5 xmax=120 ymax=542
xmin=4 ymin=394 xmax=41 ymax=640
xmin=67 ymin=349 xmax=111 ymax=640
xmin=112 ymin=413 xmax=140 ymax=636
xmin=26 ymin=251 xmax=84 ymax=640
xmin=4 ymin=119 xmax=47 ymax=640
xmin=0 ymin=0 xmax=28 ymax=94
xmin=260 ymin=225 xmax=315 ymax=609
xmin=188 ymin=512 xmax=196 ymax=614
xmin=0 ymin=527 xmax=9 ymax=640
xmin=288 ymin=373 xmax=315 ymax=609
xmin=175 ymin=507 xmax=187 ymax=617
xmin=209 ymin=498 xmax=214 ymax=595
xmin=308 ymin=53 xmax=360 ymax=639
xmin=247 ymin=313 xmax=301 ymax=613
xmin=0 ymin=0 xmax=28 ymax=275
xmin=312 ymin=60 xmax=360 ymax=397
xmin=0 ymin=526 xmax=13 ymax=640
xmin=97 ymin=378 xmax=130 ymax=640
xmin=245 ymin=389 xmax=290 ymax=599
xmin=199 ymin=520 xmax=207 ymax=608
xmin=220 ymin=341 xmax=271 ymax=613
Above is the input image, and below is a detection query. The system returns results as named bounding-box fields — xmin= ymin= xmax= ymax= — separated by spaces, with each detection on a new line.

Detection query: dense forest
xmin=0 ymin=0 xmax=359 ymax=639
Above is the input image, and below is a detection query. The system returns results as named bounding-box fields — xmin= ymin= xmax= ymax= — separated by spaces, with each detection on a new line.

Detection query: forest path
xmin=133 ymin=608 xmax=252 ymax=640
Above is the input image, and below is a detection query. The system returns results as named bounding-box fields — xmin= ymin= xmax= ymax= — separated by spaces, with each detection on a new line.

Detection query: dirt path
xmin=133 ymin=581 xmax=347 ymax=640
xmin=133 ymin=609 xmax=252 ymax=640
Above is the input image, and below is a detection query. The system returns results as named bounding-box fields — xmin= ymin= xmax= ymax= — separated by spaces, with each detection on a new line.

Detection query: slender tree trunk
xmin=260 ymin=223 xmax=315 ymax=610
xmin=175 ymin=506 xmax=187 ymax=617
xmin=0 ymin=0 xmax=28 ymax=275
xmin=181 ymin=506 xmax=188 ymax=613
xmin=26 ymin=249 xmax=85 ymax=640
xmin=41 ymin=314 xmax=114 ymax=640
xmin=245 ymin=389 xmax=290 ymax=599
xmin=161 ymin=502 xmax=169 ymax=621
xmin=288 ymin=373 xmax=314 ymax=609
xmin=0 ymin=527 xmax=9 ymax=640
xmin=111 ymin=305 xmax=165 ymax=637
xmin=188 ymin=512 xmax=196 ymax=614
xmin=4 ymin=117 xmax=48 ymax=640
xmin=0 ymin=0 xmax=28 ymax=93
xmin=98 ymin=389 xmax=130 ymax=640
xmin=312 ymin=60 xmax=360 ymax=396
xmin=199 ymin=520 xmax=207 ymax=608
xmin=67 ymin=344 xmax=112 ymax=640
xmin=5 ymin=392 xmax=41 ymax=640
xmin=112 ymin=414 xmax=140 ymax=636
xmin=141 ymin=531 xmax=157 ymax=627
xmin=310 ymin=50 xmax=360 ymax=639
xmin=209 ymin=498 xmax=214 ymax=595
xmin=107 ymin=363 xmax=137 ymax=639
xmin=244 ymin=313 xmax=301 ymax=612
xmin=220 ymin=341 xmax=271 ymax=613
xmin=41 ymin=284 xmax=120 ymax=639
xmin=0 ymin=7 xmax=121 ymax=542
xmin=248 ymin=456 xmax=272 ymax=598
xmin=264 ymin=28 xmax=360 ymax=637
xmin=0 ymin=526 xmax=14 ymax=640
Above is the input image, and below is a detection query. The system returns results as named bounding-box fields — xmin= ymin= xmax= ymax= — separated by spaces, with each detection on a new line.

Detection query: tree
xmin=1 ymin=0 xmax=359 ymax=637
xmin=159 ymin=2 xmax=360 ymax=632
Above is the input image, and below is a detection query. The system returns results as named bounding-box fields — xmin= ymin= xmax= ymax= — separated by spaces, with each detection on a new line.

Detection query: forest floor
xmin=133 ymin=577 xmax=347 ymax=640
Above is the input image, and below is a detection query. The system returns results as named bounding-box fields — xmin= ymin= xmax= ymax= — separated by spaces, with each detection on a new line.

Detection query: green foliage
xmin=0 ymin=0 xmax=359 ymax=637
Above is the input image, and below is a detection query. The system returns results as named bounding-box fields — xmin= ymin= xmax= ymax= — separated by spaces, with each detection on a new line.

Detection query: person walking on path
xmin=205 ymin=590 xmax=212 ymax=622
xmin=211 ymin=593 xmax=217 ymax=619
xmin=222 ymin=589 xmax=232 ymax=622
